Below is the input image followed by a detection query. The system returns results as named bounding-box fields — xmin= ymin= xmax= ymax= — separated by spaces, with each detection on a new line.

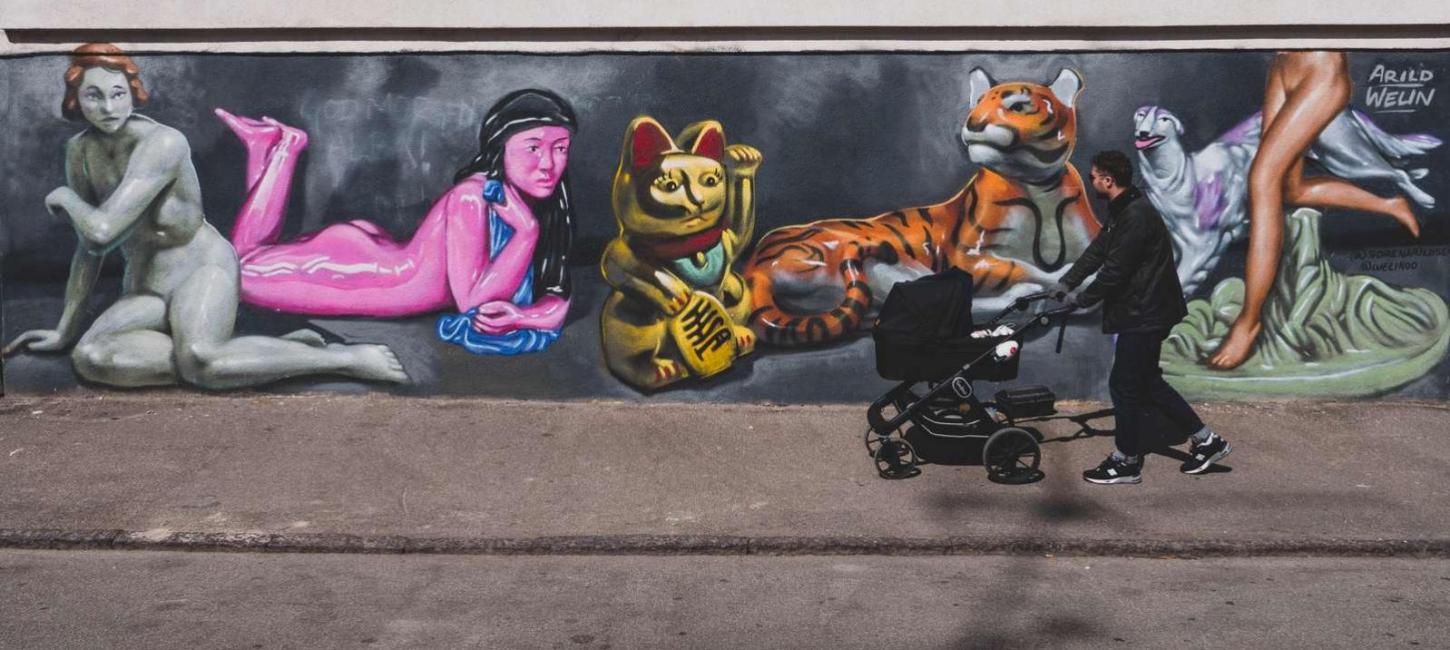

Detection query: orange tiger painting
xmin=743 ymin=68 xmax=1103 ymax=346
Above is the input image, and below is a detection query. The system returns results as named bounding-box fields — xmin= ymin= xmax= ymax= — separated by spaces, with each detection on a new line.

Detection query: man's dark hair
xmin=1091 ymin=150 xmax=1134 ymax=188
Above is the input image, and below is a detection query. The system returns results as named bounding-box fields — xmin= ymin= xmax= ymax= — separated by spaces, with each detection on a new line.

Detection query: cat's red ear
xmin=631 ymin=119 xmax=674 ymax=170
xmin=690 ymin=124 xmax=725 ymax=161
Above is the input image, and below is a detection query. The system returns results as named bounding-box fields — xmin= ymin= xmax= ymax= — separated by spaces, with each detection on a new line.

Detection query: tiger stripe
xmin=740 ymin=71 xmax=1100 ymax=347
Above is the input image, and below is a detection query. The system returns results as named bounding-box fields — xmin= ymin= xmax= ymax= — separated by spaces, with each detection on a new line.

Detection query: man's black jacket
xmin=1061 ymin=186 xmax=1187 ymax=334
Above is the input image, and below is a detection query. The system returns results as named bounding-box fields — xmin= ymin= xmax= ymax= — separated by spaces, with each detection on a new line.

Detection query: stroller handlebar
xmin=985 ymin=291 xmax=1068 ymax=326
xmin=1015 ymin=291 xmax=1054 ymax=306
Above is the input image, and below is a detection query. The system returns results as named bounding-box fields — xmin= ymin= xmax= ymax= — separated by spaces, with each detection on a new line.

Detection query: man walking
xmin=1053 ymin=151 xmax=1230 ymax=484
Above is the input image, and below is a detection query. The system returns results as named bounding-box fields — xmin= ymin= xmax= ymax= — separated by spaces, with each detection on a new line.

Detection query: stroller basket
xmin=871 ymin=268 xmax=1020 ymax=383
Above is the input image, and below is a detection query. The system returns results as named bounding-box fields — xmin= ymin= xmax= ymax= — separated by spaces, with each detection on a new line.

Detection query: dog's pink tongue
xmin=1134 ymin=137 xmax=1161 ymax=150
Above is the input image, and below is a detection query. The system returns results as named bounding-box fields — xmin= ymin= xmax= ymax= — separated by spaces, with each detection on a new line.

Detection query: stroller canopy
xmin=872 ymin=268 xmax=1018 ymax=382
xmin=874 ymin=268 xmax=976 ymax=342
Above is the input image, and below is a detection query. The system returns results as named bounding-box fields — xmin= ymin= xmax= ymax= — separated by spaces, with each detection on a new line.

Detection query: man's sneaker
xmin=1181 ymin=433 xmax=1232 ymax=474
xmin=1082 ymin=455 xmax=1142 ymax=485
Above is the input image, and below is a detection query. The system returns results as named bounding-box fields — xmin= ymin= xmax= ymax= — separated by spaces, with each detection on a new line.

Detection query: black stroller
xmin=866 ymin=268 xmax=1078 ymax=483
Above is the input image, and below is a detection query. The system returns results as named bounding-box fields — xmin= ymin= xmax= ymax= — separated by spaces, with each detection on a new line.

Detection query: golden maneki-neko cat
xmin=600 ymin=117 xmax=763 ymax=390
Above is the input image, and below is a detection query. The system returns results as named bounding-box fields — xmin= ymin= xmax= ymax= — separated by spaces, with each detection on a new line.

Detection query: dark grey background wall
xmin=2 ymin=51 xmax=1447 ymax=400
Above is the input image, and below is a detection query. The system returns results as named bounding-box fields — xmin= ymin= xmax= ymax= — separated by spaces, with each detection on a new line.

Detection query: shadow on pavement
xmin=935 ymin=450 xmax=1132 ymax=647
xmin=906 ymin=406 xmax=1242 ymax=646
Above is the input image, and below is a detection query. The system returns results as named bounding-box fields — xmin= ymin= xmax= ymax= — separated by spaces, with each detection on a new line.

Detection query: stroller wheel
xmin=874 ymin=438 xmax=921 ymax=480
xmin=865 ymin=428 xmax=886 ymax=458
xmin=983 ymin=427 xmax=1043 ymax=485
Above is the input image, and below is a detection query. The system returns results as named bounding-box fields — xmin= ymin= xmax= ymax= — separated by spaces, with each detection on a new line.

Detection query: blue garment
xmin=435 ymin=179 xmax=561 ymax=356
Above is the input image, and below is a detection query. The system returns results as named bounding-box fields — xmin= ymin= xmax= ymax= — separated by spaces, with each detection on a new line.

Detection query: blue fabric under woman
xmin=436 ymin=179 xmax=563 ymax=355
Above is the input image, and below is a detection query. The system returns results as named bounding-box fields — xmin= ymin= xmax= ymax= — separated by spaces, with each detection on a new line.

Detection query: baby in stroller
xmin=866 ymin=268 xmax=1080 ymax=482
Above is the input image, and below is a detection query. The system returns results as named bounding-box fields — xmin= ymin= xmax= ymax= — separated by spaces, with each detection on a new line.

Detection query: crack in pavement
xmin=3 ymin=529 xmax=1450 ymax=558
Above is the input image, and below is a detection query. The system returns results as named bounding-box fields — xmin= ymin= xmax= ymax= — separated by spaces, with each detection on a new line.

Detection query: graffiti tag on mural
xmin=1345 ymin=246 xmax=1450 ymax=273
xmin=1365 ymin=64 xmax=1437 ymax=114
xmin=297 ymin=93 xmax=479 ymax=129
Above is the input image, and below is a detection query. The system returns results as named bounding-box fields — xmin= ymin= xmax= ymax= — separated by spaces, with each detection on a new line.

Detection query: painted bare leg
xmin=224 ymin=114 xmax=310 ymax=257
xmin=70 ymin=295 xmax=178 ymax=387
xmin=170 ymin=265 xmax=408 ymax=389
xmin=280 ymin=329 xmax=329 ymax=347
xmin=215 ymin=108 xmax=283 ymax=190
xmin=1210 ymin=64 xmax=1346 ymax=370
xmin=1289 ymin=170 xmax=1421 ymax=237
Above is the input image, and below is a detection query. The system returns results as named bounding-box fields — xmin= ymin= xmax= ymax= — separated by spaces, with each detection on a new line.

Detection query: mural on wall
xmin=1153 ymin=51 xmax=1449 ymax=396
xmin=214 ymin=89 xmax=579 ymax=356
xmin=1134 ymin=104 xmax=1441 ymax=296
xmin=600 ymin=117 xmax=762 ymax=390
xmin=1206 ymin=52 xmax=1428 ymax=370
xmin=1 ymin=43 xmax=410 ymax=389
xmin=741 ymin=68 xmax=1100 ymax=347
xmin=2 ymin=48 xmax=1446 ymax=402
xmin=1163 ymin=207 xmax=1450 ymax=397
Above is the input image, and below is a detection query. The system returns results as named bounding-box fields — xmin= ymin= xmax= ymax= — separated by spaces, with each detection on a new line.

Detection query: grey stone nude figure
xmin=3 ymin=62 xmax=409 ymax=389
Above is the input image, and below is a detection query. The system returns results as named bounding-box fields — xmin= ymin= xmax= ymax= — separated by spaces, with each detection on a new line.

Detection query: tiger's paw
xmin=726 ymin=144 xmax=763 ymax=175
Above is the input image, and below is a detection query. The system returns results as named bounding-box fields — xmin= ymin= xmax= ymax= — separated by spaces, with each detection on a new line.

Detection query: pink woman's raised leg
xmin=225 ymin=115 xmax=310 ymax=257
xmin=215 ymin=108 xmax=283 ymax=191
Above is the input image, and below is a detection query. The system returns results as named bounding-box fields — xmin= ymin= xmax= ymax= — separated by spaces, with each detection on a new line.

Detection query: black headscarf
xmin=455 ymin=89 xmax=578 ymax=302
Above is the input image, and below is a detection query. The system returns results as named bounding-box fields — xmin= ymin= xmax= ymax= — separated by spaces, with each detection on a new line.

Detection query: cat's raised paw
xmin=725 ymin=144 xmax=764 ymax=174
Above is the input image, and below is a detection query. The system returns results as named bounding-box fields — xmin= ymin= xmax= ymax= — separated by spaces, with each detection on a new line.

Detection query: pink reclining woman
xmin=216 ymin=89 xmax=577 ymax=355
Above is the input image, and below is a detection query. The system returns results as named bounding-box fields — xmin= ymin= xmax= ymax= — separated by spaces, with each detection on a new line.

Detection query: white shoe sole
xmin=1183 ymin=442 xmax=1232 ymax=475
xmin=1083 ymin=474 xmax=1141 ymax=485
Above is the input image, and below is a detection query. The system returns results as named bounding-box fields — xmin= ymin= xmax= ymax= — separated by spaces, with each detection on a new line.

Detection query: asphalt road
xmin=2 ymin=550 xmax=1447 ymax=649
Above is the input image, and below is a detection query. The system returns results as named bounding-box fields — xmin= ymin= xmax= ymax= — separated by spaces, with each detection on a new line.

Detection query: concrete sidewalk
xmin=0 ymin=395 xmax=1447 ymax=555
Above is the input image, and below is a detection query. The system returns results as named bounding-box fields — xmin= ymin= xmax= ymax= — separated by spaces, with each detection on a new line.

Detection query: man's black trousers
xmin=1109 ymin=329 xmax=1206 ymax=457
